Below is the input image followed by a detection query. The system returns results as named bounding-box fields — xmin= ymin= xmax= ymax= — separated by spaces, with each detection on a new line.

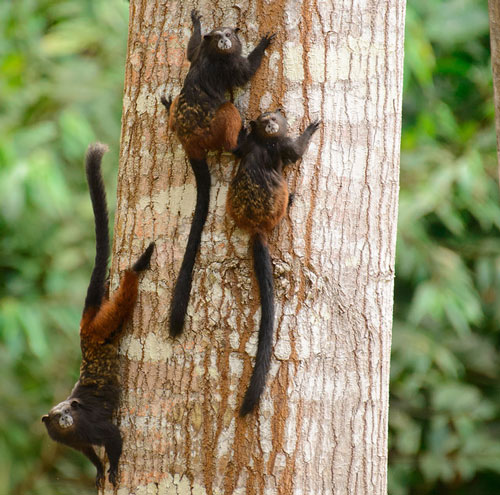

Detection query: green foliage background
xmin=0 ymin=1 xmax=128 ymax=493
xmin=391 ymin=1 xmax=500 ymax=494
xmin=0 ymin=0 xmax=498 ymax=493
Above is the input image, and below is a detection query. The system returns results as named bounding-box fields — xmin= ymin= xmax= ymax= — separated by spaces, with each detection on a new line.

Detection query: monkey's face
xmin=205 ymin=28 xmax=241 ymax=55
xmin=255 ymin=111 xmax=288 ymax=139
xmin=42 ymin=399 xmax=81 ymax=439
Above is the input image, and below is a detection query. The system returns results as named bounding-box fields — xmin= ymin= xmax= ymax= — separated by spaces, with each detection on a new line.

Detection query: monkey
xmin=161 ymin=9 xmax=275 ymax=337
xmin=226 ymin=110 xmax=320 ymax=416
xmin=42 ymin=143 xmax=155 ymax=488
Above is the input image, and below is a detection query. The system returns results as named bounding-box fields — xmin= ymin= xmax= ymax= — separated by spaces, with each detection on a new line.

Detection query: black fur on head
xmin=203 ymin=27 xmax=242 ymax=55
xmin=42 ymin=380 xmax=120 ymax=443
xmin=42 ymin=398 xmax=84 ymax=447
xmin=251 ymin=110 xmax=288 ymax=140
xmin=42 ymin=389 xmax=123 ymax=487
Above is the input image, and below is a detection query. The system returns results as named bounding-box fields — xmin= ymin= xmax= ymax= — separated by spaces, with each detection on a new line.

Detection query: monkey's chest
xmin=227 ymin=173 xmax=288 ymax=233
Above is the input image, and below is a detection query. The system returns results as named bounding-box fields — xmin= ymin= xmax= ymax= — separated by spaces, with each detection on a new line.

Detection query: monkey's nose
xmin=218 ymin=38 xmax=232 ymax=50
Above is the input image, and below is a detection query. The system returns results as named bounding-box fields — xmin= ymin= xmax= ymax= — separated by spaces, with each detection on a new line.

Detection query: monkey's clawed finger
xmin=261 ymin=32 xmax=277 ymax=47
xmin=308 ymin=120 xmax=321 ymax=133
xmin=108 ymin=468 xmax=118 ymax=487
xmin=191 ymin=9 xmax=202 ymax=24
xmin=95 ymin=472 xmax=104 ymax=489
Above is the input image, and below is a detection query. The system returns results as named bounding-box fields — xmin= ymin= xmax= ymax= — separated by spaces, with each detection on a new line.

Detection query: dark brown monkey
xmin=161 ymin=10 xmax=275 ymax=337
xmin=42 ymin=143 xmax=154 ymax=488
xmin=227 ymin=111 xmax=319 ymax=415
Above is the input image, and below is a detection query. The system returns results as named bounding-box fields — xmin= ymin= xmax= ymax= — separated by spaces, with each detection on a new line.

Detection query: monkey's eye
xmin=225 ymin=30 xmax=232 ymax=36
xmin=71 ymin=400 xmax=79 ymax=408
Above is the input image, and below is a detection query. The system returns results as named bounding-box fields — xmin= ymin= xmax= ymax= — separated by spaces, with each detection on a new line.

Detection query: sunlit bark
xmin=104 ymin=0 xmax=405 ymax=493
xmin=489 ymin=0 xmax=500 ymax=177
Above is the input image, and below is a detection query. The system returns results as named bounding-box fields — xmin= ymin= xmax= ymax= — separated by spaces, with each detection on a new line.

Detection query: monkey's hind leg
xmin=81 ymin=243 xmax=154 ymax=344
xmin=160 ymin=96 xmax=172 ymax=113
xmin=79 ymin=445 xmax=105 ymax=488
xmin=160 ymin=95 xmax=180 ymax=130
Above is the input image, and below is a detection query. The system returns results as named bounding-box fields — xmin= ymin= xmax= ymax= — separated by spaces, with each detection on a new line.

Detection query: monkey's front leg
xmin=80 ymin=445 xmax=105 ymax=488
xmin=187 ymin=9 xmax=202 ymax=61
xmin=243 ymin=33 xmax=276 ymax=79
xmin=231 ymin=126 xmax=248 ymax=157
xmin=104 ymin=424 xmax=123 ymax=486
xmin=282 ymin=121 xmax=321 ymax=165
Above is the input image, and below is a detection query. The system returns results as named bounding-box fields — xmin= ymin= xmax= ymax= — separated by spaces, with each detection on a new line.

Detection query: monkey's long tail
xmin=84 ymin=143 xmax=110 ymax=312
xmin=169 ymin=158 xmax=211 ymax=337
xmin=240 ymin=232 xmax=275 ymax=416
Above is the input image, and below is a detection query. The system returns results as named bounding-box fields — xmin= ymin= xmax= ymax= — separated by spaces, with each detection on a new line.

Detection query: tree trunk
xmin=489 ymin=0 xmax=500 ymax=177
xmin=105 ymin=0 xmax=405 ymax=493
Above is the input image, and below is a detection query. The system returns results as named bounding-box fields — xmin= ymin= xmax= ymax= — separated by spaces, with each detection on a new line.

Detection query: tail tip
xmin=239 ymin=385 xmax=262 ymax=416
xmin=86 ymin=142 xmax=109 ymax=160
xmin=168 ymin=312 xmax=185 ymax=338
xmin=239 ymin=396 xmax=257 ymax=417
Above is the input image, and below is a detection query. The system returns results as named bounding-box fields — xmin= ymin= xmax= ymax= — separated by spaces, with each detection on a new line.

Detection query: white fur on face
xmin=218 ymin=37 xmax=232 ymax=50
xmin=50 ymin=402 xmax=74 ymax=429
xmin=59 ymin=412 xmax=74 ymax=428
xmin=265 ymin=121 xmax=280 ymax=135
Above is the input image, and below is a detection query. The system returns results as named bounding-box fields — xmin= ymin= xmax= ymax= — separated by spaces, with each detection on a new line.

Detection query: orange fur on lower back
xmin=171 ymin=99 xmax=242 ymax=160
xmin=80 ymin=270 xmax=139 ymax=345
xmin=226 ymin=177 xmax=288 ymax=235
xmin=211 ymin=102 xmax=241 ymax=151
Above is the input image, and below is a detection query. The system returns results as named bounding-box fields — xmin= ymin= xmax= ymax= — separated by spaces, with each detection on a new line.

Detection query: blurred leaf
xmin=0 ymin=0 xmax=127 ymax=493
xmin=391 ymin=1 xmax=500 ymax=493
xmin=425 ymin=0 xmax=489 ymax=46
xmin=19 ymin=307 xmax=49 ymax=359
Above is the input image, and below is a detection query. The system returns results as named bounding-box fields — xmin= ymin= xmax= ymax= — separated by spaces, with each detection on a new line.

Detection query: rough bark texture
xmin=489 ymin=0 xmax=500 ymax=177
xmin=103 ymin=0 xmax=405 ymax=493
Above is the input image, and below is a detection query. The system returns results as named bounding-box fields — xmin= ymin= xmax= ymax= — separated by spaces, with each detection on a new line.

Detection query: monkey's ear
xmin=276 ymin=108 xmax=283 ymax=114
xmin=204 ymin=33 xmax=213 ymax=40
xmin=71 ymin=399 xmax=81 ymax=408
xmin=249 ymin=120 xmax=257 ymax=131
xmin=234 ymin=27 xmax=241 ymax=34
xmin=41 ymin=415 xmax=49 ymax=423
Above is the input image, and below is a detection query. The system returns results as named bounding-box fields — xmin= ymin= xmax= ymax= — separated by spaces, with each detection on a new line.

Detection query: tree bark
xmin=489 ymin=0 xmax=500 ymax=177
xmin=105 ymin=0 xmax=405 ymax=493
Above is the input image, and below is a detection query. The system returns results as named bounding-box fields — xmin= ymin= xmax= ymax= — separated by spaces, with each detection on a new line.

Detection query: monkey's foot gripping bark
xmin=133 ymin=242 xmax=155 ymax=272
xmin=160 ymin=95 xmax=172 ymax=113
